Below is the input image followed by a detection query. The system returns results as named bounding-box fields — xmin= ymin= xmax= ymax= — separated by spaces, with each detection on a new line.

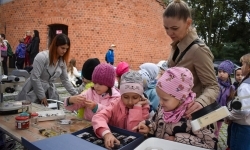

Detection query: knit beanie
xmin=157 ymin=60 xmax=168 ymax=71
xmin=92 ymin=63 xmax=115 ymax=87
xmin=81 ymin=58 xmax=100 ymax=80
xmin=120 ymin=71 xmax=144 ymax=96
xmin=116 ymin=62 xmax=129 ymax=77
xmin=139 ymin=63 xmax=159 ymax=81
xmin=138 ymin=69 xmax=151 ymax=90
xmin=218 ymin=60 xmax=234 ymax=75
xmin=157 ymin=67 xmax=196 ymax=123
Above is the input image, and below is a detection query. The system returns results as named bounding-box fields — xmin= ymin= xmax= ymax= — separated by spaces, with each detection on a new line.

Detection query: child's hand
xmin=84 ymin=100 xmax=97 ymax=110
xmin=69 ymin=95 xmax=86 ymax=104
xmin=165 ymin=136 xmax=175 ymax=141
xmin=136 ymin=99 xmax=149 ymax=106
xmin=103 ymin=133 xmax=120 ymax=149
xmin=132 ymin=121 xmax=150 ymax=134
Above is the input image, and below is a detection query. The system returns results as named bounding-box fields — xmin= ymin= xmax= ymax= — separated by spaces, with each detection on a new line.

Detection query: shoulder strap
xmin=175 ymin=39 xmax=203 ymax=65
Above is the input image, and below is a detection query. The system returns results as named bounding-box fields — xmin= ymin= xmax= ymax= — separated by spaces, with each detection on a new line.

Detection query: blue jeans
xmin=230 ymin=122 xmax=250 ymax=150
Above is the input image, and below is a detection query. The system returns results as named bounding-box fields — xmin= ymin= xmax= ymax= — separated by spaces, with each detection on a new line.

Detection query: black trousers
xmin=16 ymin=57 xmax=25 ymax=69
xmin=2 ymin=57 xmax=8 ymax=75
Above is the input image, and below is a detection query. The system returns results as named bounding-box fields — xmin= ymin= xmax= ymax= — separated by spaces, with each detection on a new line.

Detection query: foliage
xmin=161 ymin=0 xmax=250 ymax=62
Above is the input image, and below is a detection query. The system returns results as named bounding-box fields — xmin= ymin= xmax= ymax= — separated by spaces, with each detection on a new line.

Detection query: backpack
xmin=7 ymin=42 xmax=13 ymax=57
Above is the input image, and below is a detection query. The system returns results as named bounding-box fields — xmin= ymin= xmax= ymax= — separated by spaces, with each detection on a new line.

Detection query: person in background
xmin=67 ymin=58 xmax=81 ymax=87
xmin=0 ymin=34 xmax=9 ymax=75
xmin=138 ymin=63 xmax=160 ymax=112
xmin=165 ymin=0 xmax=219 ymax=117
xmin=115 ymin=61 xmax=129 ymax=89
xmin=29 ymin=30 xmax=40 ymax=65
xmin=215 ymin=60 xmax=234 ymax=138
xmin=233 ymin=67 xmax=243 ymax=90
xmin=134 ymin=67 xmax=217 ymax=150
xmin=227 ymin=54 xmax=250 ymax=150
xmin=156 ymin=60 xmax=168 ymax=79
xmin=15 ymin=38 xmax=26 ymax=69
xmin=24 ymin=31 xmax=32 ymax=67
xmin=76 ymin=58 xmax=100 ymax=119
xmin=105 ymin=44 xmax=115 ymax=65
xmin=16 ymin=34 xmax=78 ymax=105
xmin=64 ymin=63 xmax=120 ymax=121
xmin=92 ymin=71 xmax=150 ymax=149
xmin=225 ymin=67 xmax=243 ymax=150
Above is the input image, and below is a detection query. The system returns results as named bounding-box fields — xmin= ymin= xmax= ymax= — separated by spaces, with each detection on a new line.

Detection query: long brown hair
xmin=49 ymin=34 xmax=70 ymax=66
xmin=67 ymin=58 xmax=76 ymax=74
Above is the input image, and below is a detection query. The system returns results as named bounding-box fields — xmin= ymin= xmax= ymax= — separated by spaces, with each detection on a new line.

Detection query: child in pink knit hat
xmin=133 ymin=67 xmax=217 ymax=150
xmin=64 ymin=63 xmax=121 ymax=121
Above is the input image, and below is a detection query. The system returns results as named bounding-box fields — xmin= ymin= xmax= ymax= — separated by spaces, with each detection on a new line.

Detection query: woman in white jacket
xmin=67 ymin=58 xmax=81 ymax=86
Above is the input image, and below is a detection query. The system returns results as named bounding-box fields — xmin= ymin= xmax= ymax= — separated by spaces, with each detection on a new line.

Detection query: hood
xmin=234 ymin=67 xmax=241 ymax=81
xmin=111 ymin=87 xmax=121 ymax=97
xmin=139 ymin=63 xmax=159 ymax=81
xmin=148 ymin=79 xmax=157 ymax=89
xmin=20 ymin=43 xmax=26 ymax=48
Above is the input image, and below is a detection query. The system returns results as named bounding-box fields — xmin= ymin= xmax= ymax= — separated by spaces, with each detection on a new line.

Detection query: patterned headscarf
xmin=157 ymin=67 xmax=196 ymax=123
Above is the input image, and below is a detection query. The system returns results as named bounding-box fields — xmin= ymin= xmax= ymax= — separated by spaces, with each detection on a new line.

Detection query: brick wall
xmin=0 ymin=0 xmax=172 ymax=70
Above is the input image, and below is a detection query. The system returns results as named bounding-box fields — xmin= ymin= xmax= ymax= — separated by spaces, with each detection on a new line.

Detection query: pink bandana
xmin=157 ymin=67 xmax=196 ymax=123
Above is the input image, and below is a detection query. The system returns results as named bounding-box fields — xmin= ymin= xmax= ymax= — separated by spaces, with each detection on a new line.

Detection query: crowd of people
xmin=0 ymin=0 xmax=249 ymax=150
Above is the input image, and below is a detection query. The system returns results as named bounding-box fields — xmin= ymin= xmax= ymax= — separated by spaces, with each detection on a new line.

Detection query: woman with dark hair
xmin=16 ymin=34 xmax=78 ymax=106
xmin=29 ymin=30 xmax=40 ymax=65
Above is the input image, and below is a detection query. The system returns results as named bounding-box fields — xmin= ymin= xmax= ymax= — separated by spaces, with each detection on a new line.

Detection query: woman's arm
xmin=30 ymin=52 xmax=47 ymax=100
xmin=60 ymin=63 xmax=78 ymax=95
xmin=193 ymin=46 xmax=219 ymax=107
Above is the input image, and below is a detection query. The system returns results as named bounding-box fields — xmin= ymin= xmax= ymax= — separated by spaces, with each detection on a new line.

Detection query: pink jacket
xmin=92 ymin=100 xmax=150 ymax=138
xmin=64 ymin=87 xmax=120 ymax=121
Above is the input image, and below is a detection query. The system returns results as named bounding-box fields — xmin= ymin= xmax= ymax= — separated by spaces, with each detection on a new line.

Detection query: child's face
xmin=235 ymin=69 xmax=243 ymax=83
xmin=121 ymin=93 xmax=141 ymax=109
xmin=94 ymin=83 xmax=108 ymax=95
xmin=156 ymin=87 xmax=180 ymax=112
xmin=241 ymin=62 xmax=250 ymax=76
xmin=218 ymin=70 xmax=229 ymax=81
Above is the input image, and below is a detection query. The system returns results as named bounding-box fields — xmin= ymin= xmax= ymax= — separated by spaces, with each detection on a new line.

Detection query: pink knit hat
xmin=157 ymin=67 xmax=196 ymax=123
xmin=92 ymin=63 xmax=115 ymax=87
xmin=116 ymin=62 xmax=129 ymax=77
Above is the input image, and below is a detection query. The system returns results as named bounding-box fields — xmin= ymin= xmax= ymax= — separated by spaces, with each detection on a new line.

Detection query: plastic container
xmin=22 ymin=100 xmax=32 ymax=112
xmin=77 ymin=108 xmax=84 ymax=119
xmin=31 ymin=112 xmax=39 ymax=125
xmin=15 ymin=116 xmax=29 ymax=130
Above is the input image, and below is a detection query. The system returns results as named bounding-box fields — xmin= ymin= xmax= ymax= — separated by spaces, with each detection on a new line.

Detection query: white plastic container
xmin=134 ymin=138 xmax=209 ymax=150
xmin=36 ymin=110 xmax=65 ymax=122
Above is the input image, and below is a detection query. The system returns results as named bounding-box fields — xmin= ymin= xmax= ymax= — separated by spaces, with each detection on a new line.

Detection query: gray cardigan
xmin=16 ymin=50 xmax=78 ymax=102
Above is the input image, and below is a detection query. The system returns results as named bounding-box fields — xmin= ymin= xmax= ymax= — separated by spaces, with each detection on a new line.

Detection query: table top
xmin=0 ymin=103 xmax=91 ymax=143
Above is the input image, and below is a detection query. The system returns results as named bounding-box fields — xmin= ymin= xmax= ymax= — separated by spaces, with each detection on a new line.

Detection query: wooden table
xmin=0 ymin=103 xmax=91 ymax=143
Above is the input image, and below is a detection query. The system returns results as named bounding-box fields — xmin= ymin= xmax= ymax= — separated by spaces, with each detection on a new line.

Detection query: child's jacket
xmin=64 ymin=87 xmax=120 ymax=121
xmin=92 ymin=100 xmax=150 ymax=138
xmin=146 ymin=108 xmax=217 ymax=150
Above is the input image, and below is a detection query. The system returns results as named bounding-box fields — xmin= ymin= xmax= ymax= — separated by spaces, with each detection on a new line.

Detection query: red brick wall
xmin=0 ymin=0 xmax=172 ymax=70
